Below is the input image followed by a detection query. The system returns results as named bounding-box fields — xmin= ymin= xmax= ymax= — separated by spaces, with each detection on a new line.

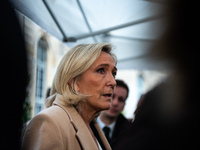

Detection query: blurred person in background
xmin=112 ymin=0 xmax=200 ymax=149
xmin=97 ymin=79 xmax=131 ymax=148
xmin=0 ymin=0 xmax=27 ymax=150
xmin=46 ymin=87 xmax=51 ymax=98
xmin=22 ymin=43 xmax=117 ymax=150
xmin=133 ymin=94 xmax=145 ymax=116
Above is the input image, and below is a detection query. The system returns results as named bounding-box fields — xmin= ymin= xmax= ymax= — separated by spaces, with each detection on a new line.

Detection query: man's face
xmin=103 ymin=86 xmax=127 ymax=118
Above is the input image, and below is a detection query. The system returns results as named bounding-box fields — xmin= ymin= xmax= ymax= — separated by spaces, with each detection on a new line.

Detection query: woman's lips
xmin=102 ymin=93 xmax=112 ymax=97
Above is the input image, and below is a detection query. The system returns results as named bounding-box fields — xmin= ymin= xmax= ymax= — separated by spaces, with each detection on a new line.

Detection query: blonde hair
xmin=45 ymin=43 xmax=117 ymax=107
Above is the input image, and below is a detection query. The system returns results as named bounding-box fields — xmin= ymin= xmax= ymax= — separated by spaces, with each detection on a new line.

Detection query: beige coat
xmin=22 ymin=94 xmax=111 ymax=150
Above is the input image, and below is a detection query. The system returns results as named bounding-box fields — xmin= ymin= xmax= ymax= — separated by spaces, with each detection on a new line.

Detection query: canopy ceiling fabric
xmin=10 ymin=0 xmax=168 ymax=70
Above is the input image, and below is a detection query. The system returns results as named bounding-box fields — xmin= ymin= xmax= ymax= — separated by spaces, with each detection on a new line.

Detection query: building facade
xmin=16 ymin=11 xmax=68 ymax=117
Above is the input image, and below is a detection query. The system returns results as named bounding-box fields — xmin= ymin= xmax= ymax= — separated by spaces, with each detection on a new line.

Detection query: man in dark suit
xmin=97 ymin=79 xmax=131 ymax=148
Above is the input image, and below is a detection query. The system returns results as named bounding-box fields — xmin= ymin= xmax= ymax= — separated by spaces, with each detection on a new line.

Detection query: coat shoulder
xmin=22 ymin=105 xmax=80 ymax=150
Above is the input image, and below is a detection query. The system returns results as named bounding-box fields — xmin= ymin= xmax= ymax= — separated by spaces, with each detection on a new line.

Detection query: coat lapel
xmin=53 ymin=94 xmax=99 ymax=150
xmin=94 ymin=121 xmax=112 ymax=150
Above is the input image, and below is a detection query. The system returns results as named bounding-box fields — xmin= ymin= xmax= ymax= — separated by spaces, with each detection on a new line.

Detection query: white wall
xmin=116 ymin=69 xmax=167 ymax=119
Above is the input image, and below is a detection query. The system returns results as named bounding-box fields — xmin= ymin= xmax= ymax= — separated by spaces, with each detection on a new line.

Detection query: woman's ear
xmin=75 ymin=80 xmax=81 ymax=92
xmin=68 ymin=79 xmax=73 ymax=88
xmin=69 ymin=78 xmax=80 ymax=92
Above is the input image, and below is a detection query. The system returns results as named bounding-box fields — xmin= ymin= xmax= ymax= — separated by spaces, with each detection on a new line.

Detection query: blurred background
xmin=9 ymin=0 xmax=169 ymax=121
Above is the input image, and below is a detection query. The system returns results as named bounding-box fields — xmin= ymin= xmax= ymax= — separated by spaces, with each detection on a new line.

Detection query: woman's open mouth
xmin=102 ymin=93 xmax=112 ymax=98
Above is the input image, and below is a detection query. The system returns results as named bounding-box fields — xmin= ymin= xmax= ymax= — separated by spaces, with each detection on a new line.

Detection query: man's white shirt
xmin=97 ymin=117 xmax=116 ymax=139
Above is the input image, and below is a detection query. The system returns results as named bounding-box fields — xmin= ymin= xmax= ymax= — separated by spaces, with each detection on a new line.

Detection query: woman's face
xmin=76 ymin=51 xmax=117 ymax=112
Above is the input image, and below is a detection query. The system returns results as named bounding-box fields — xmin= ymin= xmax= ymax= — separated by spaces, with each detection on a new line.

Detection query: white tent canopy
xmin=10 ymin=0 xmax=167 ymax=70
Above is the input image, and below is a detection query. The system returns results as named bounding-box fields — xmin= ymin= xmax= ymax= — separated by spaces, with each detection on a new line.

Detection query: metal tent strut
xmin=43 ymin=0 xmax=164 ymax=42
xmin=42 ymin=0 xmax=68 ymax=42
xmin=76 ymin=0 xmax=97 ymax=42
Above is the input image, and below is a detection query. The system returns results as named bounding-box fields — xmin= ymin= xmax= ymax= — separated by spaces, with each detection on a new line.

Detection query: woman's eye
xmin=97 ymin=68 xmax=105 ymax=74
xmin=112 ymin=72 xmax=117 ymax=78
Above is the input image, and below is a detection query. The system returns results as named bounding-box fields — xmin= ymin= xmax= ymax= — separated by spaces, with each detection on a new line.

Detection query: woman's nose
xmin=107 ymin=73 xmax=116 ymax=88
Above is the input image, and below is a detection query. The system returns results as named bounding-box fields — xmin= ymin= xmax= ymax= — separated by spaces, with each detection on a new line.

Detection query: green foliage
xmin=22 ymin=74 xmax=32 ymax=124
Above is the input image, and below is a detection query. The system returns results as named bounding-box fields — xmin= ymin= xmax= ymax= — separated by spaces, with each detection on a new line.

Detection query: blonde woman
xmin=22 ymin=43 xmax=117 ymax=150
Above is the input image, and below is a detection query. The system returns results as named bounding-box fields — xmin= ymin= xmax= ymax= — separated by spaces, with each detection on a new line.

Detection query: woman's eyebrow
xmin=96 ymin=64 xmax=109 ymax=68
xmin=113 ymin=66 xmax=117 ymax=72
xmin=97 ymin=64 xmax=117 ymax=70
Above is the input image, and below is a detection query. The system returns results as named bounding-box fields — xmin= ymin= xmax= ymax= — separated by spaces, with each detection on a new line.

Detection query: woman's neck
xmin=76 ymin=102 xmax=99 ymax=125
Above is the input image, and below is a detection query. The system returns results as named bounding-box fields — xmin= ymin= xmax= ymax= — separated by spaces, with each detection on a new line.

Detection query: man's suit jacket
xmin=110 ymin=114 xmax=131 ymax=147
xmin=22 ymin=94 xmax=111 ymax=150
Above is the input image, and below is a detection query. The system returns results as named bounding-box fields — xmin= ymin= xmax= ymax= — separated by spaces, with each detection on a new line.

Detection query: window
xmin=35 ymin=38 xmax=47 ymax=114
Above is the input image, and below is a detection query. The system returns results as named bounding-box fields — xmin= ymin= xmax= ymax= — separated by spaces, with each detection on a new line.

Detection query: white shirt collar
xmin=97 ymin=117 xmax=116 ymax=138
